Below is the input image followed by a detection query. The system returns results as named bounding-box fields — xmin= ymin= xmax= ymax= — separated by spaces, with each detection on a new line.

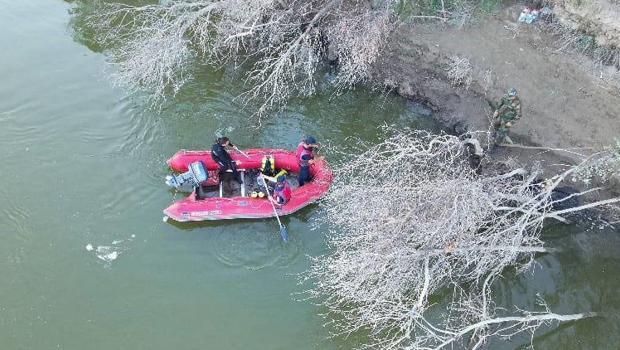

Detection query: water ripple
xmin=3 ymin=202 xmax=30 ymax=243
xmin=210 ymin=227 xmax=302 ymax=271
xmin=171 ymin=220 xmax=303 ymax=270
xmin=2 ymin=197 xmax=31 ymax=268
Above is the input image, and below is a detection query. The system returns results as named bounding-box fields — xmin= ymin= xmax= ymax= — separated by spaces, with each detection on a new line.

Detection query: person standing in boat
xmin=211 ymin=137 xmax=242 ymax=184
xmin=260 ymin=174 xmax=291 ymax=205
xmin=296 ymin=135 xmax=319 ymax=162
xmin=296 ymin=135 xmax=321 ymax=186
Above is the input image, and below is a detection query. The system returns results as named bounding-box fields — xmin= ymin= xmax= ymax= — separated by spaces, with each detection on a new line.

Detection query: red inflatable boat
xmin=163 ymin=148 xmax=333 ymax=222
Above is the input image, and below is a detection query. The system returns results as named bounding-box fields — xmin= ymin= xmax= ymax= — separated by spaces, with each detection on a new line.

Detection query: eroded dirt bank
xmin=377 ymin=6 xmax=620 ymax=154
xmin=552 ymin=0 xmax=620 ymax=48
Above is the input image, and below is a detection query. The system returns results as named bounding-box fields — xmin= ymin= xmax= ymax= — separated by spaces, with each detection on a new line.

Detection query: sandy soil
xmin=378 ymin=6 xmax=620 ymax=156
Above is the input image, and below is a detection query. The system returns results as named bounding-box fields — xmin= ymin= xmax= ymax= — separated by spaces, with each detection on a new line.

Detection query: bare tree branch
xmin=83 ymin=0 xmax=406 ymax=112
xmin=303 ymin=127 xmax=618 ymax=349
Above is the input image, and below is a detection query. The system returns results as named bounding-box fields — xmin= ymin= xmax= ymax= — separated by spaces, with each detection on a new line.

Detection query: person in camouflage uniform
xmin=492 ymin=88 xmax=521 ymax=144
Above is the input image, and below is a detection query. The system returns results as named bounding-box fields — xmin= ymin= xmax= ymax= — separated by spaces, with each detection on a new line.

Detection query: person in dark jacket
xmin=211 ymin=137 xmax=242 ymax=184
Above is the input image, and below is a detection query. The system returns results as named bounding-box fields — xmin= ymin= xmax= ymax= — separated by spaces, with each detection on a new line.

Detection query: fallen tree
xmin=81 ymin=0 xmax=399 ymax=112
xmin=74 ymin=0 xmax=485 ymax=113
xmin=303 ymin=128 xmax=619 ymax=349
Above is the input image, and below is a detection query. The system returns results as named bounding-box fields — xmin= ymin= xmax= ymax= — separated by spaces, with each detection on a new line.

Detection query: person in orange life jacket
xmin=298 ymin=153 xmax=314 ymax=186
xmin=260 ymin=174 xmax=291 ymax=205
xmin=211 ymin=137 xmax=242 ymax=184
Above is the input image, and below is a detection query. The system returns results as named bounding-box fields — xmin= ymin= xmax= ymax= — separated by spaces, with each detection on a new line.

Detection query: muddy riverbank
xmin=376 ymin=4 xmax=620 ymax=190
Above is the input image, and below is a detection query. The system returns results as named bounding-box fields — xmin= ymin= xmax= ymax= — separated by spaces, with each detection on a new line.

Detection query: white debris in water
xmin=96 ymin=245 xmax=110 ymax=253
xmin=97 ymin=251 xmax=118 ymax=263
xmin=163 ymin=216 xmax=169 ymax=223
xmin=214 ymin=127 xmax=235 ymax=139
xmin=86 ymin=234 xmax=135 ymax=266
xmin=94 ymin=245 xmax=120 ymax=263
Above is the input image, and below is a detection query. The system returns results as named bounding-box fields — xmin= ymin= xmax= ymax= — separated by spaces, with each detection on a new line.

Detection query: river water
xmin=0 ymin=1 xmax=618 ymax=349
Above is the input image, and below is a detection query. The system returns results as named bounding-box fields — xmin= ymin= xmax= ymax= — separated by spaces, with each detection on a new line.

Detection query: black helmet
xmin=303 ymin=135 xmax=316 ymax=144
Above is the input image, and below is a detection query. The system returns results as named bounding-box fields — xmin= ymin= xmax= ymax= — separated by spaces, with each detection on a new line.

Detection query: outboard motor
xmin=165 ymin=161 xmax=209 ymax=194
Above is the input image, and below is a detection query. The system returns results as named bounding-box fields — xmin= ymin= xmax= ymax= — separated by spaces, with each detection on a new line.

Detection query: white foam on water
xmin=97 ymin=251 xmax=118 ymax=262
xmin=96 ymin=245 xmax=111 ymax=253
xmin=86 ymin=234 xmax=135 ymax=266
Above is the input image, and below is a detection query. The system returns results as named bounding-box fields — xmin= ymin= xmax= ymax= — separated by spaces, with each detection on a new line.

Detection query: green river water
xmin=1 ymin=1 xmax=619 ymax=349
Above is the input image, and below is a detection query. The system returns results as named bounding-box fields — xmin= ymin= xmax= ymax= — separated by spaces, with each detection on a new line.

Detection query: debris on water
xmin=96 ymin=246 xmax=118 ymax=262
xmin=214 ymin=127 xmax=234 ymax=139
xmin=97 ymin=250 xmax=118 ymax=263
xmin=85 ymin=234 xmax=135 ymax=266
xmin=163 ymin=216 xmax=169 ymax=223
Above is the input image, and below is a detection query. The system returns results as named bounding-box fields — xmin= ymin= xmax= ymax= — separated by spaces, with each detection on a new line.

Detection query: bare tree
xmin=84 ymin=0 xmax=406 ymax=113
xmin=303 ymin=128 xmax=619 ymax=349
xmin=79 ymin=0 xmax=491 ymax=114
